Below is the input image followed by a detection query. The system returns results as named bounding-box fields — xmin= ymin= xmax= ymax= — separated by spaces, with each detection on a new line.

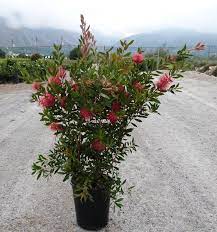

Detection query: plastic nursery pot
xmin=72 ymin=182 xmax=110 ymax=231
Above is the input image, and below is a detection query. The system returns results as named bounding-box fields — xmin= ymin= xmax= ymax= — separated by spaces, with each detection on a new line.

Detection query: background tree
xmin=31 ymin=53 xmax=42 ymax=61
xmin=18 ymin=53 xmax=29 ymax=59
xmin=0 ymin=48 xmax=6 ymax=58
xmin=69 ymin=46 xmax=81 ymax=60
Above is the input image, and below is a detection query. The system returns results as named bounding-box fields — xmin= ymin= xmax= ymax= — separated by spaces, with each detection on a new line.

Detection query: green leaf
xmin=100 ymin=93 xmax=110 ymax=99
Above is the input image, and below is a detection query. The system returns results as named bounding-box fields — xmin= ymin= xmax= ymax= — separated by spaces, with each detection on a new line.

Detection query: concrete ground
xmin=1 ymin=71 xmax=217 ymax=232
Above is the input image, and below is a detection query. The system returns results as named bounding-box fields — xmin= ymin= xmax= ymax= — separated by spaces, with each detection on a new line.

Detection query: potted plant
xmin=31 ymin=15 xmax=204 ymax=230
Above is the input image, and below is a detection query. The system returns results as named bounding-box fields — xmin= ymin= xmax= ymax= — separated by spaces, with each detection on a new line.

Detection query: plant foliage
xmin=0 ymin=48 xmax=6 ymax=58
xmin=31 ymin=15 xmax=198 ymax=208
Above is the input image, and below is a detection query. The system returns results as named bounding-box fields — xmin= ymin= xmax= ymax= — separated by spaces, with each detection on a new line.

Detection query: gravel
xmin=1 ymin=71 xmax=217 ymax=232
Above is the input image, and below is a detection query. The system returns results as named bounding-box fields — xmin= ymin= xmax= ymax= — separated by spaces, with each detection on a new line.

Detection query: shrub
xmin=69 ymin=46 xmax=81 ymax=60
xmin=31 ymin=15 xmax=197 ymax=208
xmin=0 ymin=48 xmax=6 ymax=58
xmin=0 ymin=58 xmax=50 ymax=84
xmin=19 ymin=59 xmax=50 ymax=83
xmin=31 ymin=53 xmax=42 ymax=61
xmin=0 ymin=59 xmax=20 ymax=83
xmin=18 ymin=53 xmax=29 ymax=59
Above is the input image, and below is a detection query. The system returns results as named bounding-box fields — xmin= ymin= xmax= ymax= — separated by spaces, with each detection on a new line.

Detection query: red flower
xmin=107 ymin=112 xmax=118 ymax=124
xmin=132 ymin=52 xmax=144 ymax=64
xmin=155 ymin=73 xmax=173 ymax=92
xmin=60 ymin=96 xmax=67 ymax=108
xmin=56 ymin=66 xmax=66 ymax=78
xmin=80 ymin=108 xmax=93 ymax=121
xmin=118 ymin=84 xmax=125 ymax=93
xmin=72 ymin=83 xmax=79 ymax=91
xmin=124 ymin=91 xmax=130 ymax=98
xmin=49 ymin=122 xmax=63 ymax=131
xmin=48 ymin=76 xmax=62 ymax=86
xmin=32 ymin=82 xmax=41 ymax=91
xmin=133 ymin=81 xmax=144 ymax=91
xmin=194 ymin=42 xmax=205 ymax=51
xmin=39 ymin=93 xmax=55 ymax=108
xmin=91 ymin=139 xmax=106 ymax=152
xmin=112 ymin=101 xmax=121 ymax=112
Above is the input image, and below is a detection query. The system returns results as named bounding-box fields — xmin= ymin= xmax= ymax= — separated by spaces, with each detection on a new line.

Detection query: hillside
xmin=122 ymin=28 xmax=217 ymax=47
xmin=2 ymin=15 xmax=217 ymax=51
xmin=0 ymin=17 xmax=80 ymax=47
xmin=0 ymin=17 xmax=120 ymax=48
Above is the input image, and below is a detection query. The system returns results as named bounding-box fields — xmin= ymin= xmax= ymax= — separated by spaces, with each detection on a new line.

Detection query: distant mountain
xmin=121 ymin=28 xmax=217 ymax=47
xmin=2 ymin=14 xmax=217 ymax=53
xmin=93 ymin=30 xmax=120 ymax=47
xmin=0 ymin=17 xmax=119 ymax=48
xmin=0 ymin=17 xmax=80 ymax=47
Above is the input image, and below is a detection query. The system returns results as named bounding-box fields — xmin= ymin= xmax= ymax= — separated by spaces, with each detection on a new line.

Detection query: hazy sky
xmin=0 ymin=0 xmax=217 ymax=37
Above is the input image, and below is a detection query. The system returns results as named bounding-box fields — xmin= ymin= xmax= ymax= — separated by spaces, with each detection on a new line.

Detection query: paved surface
xmin=1 ymin=71 xmax=217 ymax=232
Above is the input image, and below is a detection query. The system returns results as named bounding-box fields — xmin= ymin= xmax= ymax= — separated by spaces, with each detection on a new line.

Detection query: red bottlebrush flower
xmin=132 ymin=52 xmax=144 ymax=64
xmin=118 ymin=84 xmax=125 ymax=93
xmin=60 ymin=96 xmax=67 ymax=108
xmin=56 ymin=66 xmax=66 ymax=78
xmin=194 ymin=42 xmax=205 ymax=51
xmin=107 ymin=112 xmax=118 ymax=124
xmin=155 ymin=73 xmax=173 ymax=92
xmin=133 ymin=81 xmax=144 ymax=91
xmin=48 ymin=76 xmax=62 ymax=86
xmin=32 ymin=82 xmax=41 ymax=91
xmin=91 ymin=139 xmax=106 ymax=152
xmin=72 ymin=83 xmax=79 ymax=91
xmin=49 ymin=122 xmax=63 ymax=131
xmin=112 ymin=101 xmax=121 ymax=112
xmin=39 ymin=93 xmax=55 ymax=108
xmin=124 ymin=91 xmax=130 ymax=98
xmin=80 ymin=108 xmax=93 ymax=121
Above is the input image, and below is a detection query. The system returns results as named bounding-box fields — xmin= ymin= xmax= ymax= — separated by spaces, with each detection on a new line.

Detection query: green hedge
xmin=0 ymin=59 xmax=49 ymax=84
xmin=0 ymin=49 xmax=6 ymax=58
xmin=0 ymin=59 xmax=21 ymax=83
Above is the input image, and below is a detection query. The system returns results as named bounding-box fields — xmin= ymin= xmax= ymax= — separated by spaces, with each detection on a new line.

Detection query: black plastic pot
xmin=72 ymin=184 xmax=110 ymax=231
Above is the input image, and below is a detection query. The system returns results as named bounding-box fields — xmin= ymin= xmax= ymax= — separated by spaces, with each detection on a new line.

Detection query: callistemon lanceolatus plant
xmin=31 ymin=15 xmax=205 ymax=207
